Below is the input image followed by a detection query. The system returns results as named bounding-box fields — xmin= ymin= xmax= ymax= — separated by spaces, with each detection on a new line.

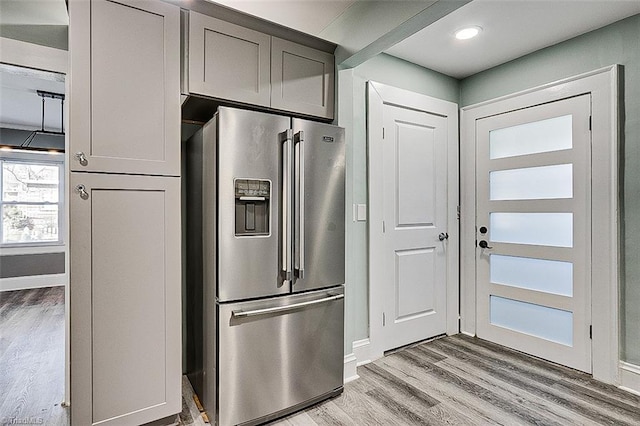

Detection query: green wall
xmin=338 ymin=53 xmax=459 ymax=353
xmin=340 ymin=14 xmax=640 ymax=366
xmin=460 ymin=13 xmax=640 ymax=364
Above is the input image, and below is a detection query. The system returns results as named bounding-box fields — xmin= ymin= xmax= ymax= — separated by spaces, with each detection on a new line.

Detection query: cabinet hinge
xmin=382 ymin=221 xmax=386 ymax=233
xmin=589 ymin=325 xmax=592 ymax=339
xmin=382 ymin=127 xmax=385 ymax=139
xmin=457 ymin=205 xmax=461 ymax=220
xmin=589 ymin=116 xmax=592 ymax=131
xmin=383 ymin=312 xmax=386 ymax=326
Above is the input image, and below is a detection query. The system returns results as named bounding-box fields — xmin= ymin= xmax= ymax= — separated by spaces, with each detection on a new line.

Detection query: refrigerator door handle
xmin=231 ymin=293 xmax=344 ymax=318
xmin=282 ymin=129 xmax=294 ymax=282
xmin=294 ymin=131 xmax=305 ymax=280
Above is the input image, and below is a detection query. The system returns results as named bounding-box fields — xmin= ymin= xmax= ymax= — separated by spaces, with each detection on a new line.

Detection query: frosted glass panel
xmin=490 ymin=115 xmax=572 ymax=159
xmin=490 ymin=164 xmax=573 ymax=200
xmin=491 ymin=255 xmax=573 ymax=296
xmin=491 ymin=212 xmax=572 ymax=247
xmin=490 ymin=296 xmax=573 ymax=346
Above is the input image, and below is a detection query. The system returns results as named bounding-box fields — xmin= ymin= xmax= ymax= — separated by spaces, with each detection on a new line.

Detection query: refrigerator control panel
xmin=234 ymin=179 xmax=270 ymax=236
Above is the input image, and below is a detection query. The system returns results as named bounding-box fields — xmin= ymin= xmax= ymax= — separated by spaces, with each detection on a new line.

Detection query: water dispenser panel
xmin=235 ymin=179 xmax=270 ymax=236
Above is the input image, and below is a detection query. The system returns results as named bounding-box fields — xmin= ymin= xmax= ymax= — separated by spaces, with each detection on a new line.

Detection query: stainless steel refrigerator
xmin=184 ymin=106 xmax=345 ymax=426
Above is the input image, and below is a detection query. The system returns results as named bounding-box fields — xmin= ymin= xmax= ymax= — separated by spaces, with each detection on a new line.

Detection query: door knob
xmin=479 ymin=240 xmax=493 ymax=249
xmin=75 ymin=152 xmax=88 ymax=166
xmin=438 ymin=232 xmax=449 ymax=241
xmin=75 ymin=184 xmax=89 ymax=200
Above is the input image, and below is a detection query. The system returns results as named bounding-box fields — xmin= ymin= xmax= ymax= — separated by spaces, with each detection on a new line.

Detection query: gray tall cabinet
xmin=68 ymin=0 xmax=182 ymax=425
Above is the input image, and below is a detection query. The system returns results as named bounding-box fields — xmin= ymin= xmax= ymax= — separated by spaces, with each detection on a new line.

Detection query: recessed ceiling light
xmin=455 ymin=26 xmax=482 ymax=40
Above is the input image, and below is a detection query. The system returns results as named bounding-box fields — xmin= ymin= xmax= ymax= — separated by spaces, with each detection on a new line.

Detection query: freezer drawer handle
xmin=231 ymin=294 xmax=344 ymax=318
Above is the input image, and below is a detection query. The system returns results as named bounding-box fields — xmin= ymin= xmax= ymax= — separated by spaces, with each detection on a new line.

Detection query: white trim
xmin=0 ymin=273 xmax=66 ymax=292
xmin=619 ymin=362 xmax=640 ymax=396
xmin=343 ymin=353 xmax=358 ymax=383
xmin=344 ymin=339 xmax=372 ymax=384
xmin=0 ymin=37 xmax=67 ymax=74
xmin=353 ymin=338 xmax=372 ymax=367
xmin=460 ymin=65 xmax=620 ymax=384
xmin=367 ymin=81 xmax=460 ymax=361
xmin=0 ymin=246 xmax=65 ymax=256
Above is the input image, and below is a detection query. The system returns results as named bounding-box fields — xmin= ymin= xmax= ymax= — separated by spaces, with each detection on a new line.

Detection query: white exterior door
xmin=380 ymin=104 xmax=448 ymax=351
xmin=476 ymin=94 xmax=592 ymax=372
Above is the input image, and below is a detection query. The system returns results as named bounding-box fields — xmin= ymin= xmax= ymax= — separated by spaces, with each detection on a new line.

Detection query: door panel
xmin=476 ymin=94 xmax=591 ymax=372
xmin=188 ymin=11 xmax=271 ymax=107
xmin=91 ymin=189 xmax=167 ymax=423
xmin=271 ymin=37 xmax=335 ymax=119
xmin=70 ymin=0 xmax=180 ymax=176
xmin=396 ymin=122 xmax=436 ymax=226
xmin=396 ymin=248 xmax=436 ymax=319
xmin=70 ymin=173 xmax=181 ymax=425
xmin=291 ymin=119 xmax=345 ymax=293
xmin=216 ymin=108 xmax=291 ymax=301
xmin=382 ymin=104 xmax=448 ymax=350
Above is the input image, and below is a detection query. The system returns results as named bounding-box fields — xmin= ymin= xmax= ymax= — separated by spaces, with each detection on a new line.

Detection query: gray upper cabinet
xmin=188 ymin=11 xmax=271 ymax=107
xmin=69 ymin=0 xmax=180 ymax=176
xmin=185 ymin=12 xmax=335 ymax=120
xmin=271 ymin=37 xmax=335 ymax=119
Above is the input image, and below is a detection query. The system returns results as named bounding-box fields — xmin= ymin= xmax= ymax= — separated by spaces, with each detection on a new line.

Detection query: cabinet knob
xmin=75 ymin=152 xmax=88 ymax=166
xmin=75 ymin=184 xmax=89 ymax=200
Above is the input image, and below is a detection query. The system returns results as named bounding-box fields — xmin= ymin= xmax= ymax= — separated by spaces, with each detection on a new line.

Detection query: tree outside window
xmin=1 ymin=154 xmax=63 ymax=246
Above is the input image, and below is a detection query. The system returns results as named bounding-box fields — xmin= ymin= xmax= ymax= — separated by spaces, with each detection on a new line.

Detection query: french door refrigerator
xmin=185 ymin=106 xmax=345 ymax=426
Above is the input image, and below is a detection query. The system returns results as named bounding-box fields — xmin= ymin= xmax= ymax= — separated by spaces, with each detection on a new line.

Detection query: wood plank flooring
xmin=5 ymin=287 xmax=638 ymax=426
xmin=269 ymin=335 xmax=640 ymax=426
xmin=0 ymin=287 xmax=68 ymax=425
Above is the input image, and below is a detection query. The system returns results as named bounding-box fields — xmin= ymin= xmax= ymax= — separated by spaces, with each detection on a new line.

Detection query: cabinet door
xmin=188 ymin=11 xmax=271 ymax=107
xmin=70 ymin=173 xmax=181 ymax=425
xmin=69 ymin=0 xmax=180 ymax=176
xmin=271 ymin=37 xmax=335 ymax=119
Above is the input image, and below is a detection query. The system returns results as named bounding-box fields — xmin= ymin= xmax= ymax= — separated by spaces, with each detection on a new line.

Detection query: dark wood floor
xmin=271 ymin=334 xmax=640 ymax=426
xmin=0 ymin=286 xmax=68 ymax=425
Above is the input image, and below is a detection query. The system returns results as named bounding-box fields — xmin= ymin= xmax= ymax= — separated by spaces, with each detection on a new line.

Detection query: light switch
xmin=356 ymin=204 xmax=367 ymax=221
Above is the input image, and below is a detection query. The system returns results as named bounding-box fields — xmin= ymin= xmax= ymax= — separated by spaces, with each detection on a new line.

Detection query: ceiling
xmin=0 ymin=0 xmax=68 ymax=25
xmin=213 ymin=0 xmax=640 ymax=79
xmin=2 ymin=1 xmax=639 ymax=79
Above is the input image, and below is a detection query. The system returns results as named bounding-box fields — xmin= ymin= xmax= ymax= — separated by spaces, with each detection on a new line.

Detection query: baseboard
xmin=619 ymin=361 xmax=640 ymax=396
xmin=344 ymin=353 xmax=358 ymax=383
xmin=0 ymin=273 xmax=67 ymax=292
xmin=344 ymin=338 xmax=373 ymax=384
xmin=353 ymin=338 xmax=372 ymax=366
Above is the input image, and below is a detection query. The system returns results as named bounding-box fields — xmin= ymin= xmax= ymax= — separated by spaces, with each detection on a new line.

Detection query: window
xmin=0 ymin=150 xmax=64 ymax=246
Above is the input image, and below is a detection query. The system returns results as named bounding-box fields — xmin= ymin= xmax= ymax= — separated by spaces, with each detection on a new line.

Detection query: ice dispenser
xmin=235 ymin=179 xmax=270 ymax=236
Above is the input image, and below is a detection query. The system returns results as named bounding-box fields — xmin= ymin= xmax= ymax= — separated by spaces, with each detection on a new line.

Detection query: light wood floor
xmin=0 ymin=286 xmax=68 ymax=425
xmin=269 ymin=335 xmax=640 ymax=426
xmin=5 ymin=288 xmax=639 ymax=426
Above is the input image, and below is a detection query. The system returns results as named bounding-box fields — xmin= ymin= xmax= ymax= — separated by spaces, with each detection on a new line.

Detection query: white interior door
xmin=476 ymin=94 xmax=592 ymax=372
xmin=381 ymin=104 xmax=448 ymax=351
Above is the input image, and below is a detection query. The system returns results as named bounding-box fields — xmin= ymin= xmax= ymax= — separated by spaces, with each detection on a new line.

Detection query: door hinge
xmin=382 ymin=127 xmax=385 ymax=139
xmin=382 ymin=221 xmax=386 ymax=233
xmin=457 ymin=205 xmax=461 ymax=220
xmin=589 ymin=325 xmax=592 ymax=339
xmin=383 ymin=312 xmax=386 ymax=326
xmin=589 ymin=116 xmax=592 ymax=131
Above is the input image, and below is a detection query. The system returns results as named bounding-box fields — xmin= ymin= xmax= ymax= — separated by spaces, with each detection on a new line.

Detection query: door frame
xmin=460 ymin=65 xmax=620 ymax=384
xmin=368 ymin=81 xmax=459 ymax=360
